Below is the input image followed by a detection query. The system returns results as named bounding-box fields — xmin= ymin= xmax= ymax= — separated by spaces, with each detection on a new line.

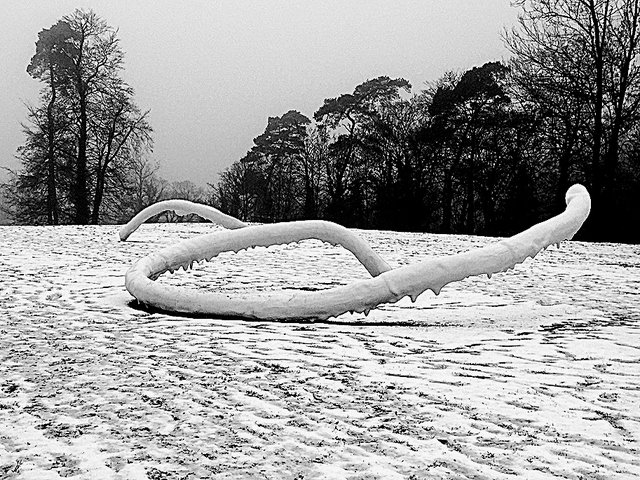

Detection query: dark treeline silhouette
xmin=212 ymin=0 xmax=640 ymax=242
xmin=211 ymin=67 xmax=542 ymax=237
xmin=3 ymin=2 xmax=640 ymax=243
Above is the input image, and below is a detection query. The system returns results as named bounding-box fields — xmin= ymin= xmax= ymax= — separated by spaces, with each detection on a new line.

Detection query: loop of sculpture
xmin=120 ymin=184 xmax=591 ymax=321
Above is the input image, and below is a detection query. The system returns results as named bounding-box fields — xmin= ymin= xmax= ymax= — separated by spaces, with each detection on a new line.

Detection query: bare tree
xmin=506 ymin=0 xmax=640 ymax=232
xmin=127 ymin=156 xmax=167 ymax=213
xmin=160 ymin=180 xmax=207 ymax=222
xmin=14 ymin=9 xmax=153 ymax=225
xmin=63 ymin=10 xmax=126 ymax=223
xmin=26 ymin=20 xmax=77 ymax=224
xmin=211 ymin=160 xmax=260 ymax=221
xmin=89 ymin=79 xmax=152 ymax=223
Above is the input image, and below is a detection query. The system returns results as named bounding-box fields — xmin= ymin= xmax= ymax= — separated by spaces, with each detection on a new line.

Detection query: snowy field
xmin=0 ymin=223 xmax=639 ymax=479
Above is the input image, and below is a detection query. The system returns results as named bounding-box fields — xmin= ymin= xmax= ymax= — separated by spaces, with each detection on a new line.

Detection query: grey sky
xmin=0 ymin=1 xmax=519 ymax=186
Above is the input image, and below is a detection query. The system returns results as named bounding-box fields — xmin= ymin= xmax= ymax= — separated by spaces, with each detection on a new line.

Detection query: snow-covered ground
xmin=0 ymin=223 xmax=638 ymax=479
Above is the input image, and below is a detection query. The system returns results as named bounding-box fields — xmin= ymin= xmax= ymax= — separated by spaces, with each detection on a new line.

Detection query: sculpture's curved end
xmin=565 ymin=184 xmax=591 ymax=225
xmin=566 ymin=183 xmax=589 ymax=203
xmin=564 ymin=183 xmax=591 ymax=239
xmin=123 ymin=185 xmax=591 ymax=321
xmin=119 ymin=200 xmax=247 ymax=241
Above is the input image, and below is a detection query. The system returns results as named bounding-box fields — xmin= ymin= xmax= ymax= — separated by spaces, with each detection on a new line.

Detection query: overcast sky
xmin=0 ymin=1 xmax=519 ymax=186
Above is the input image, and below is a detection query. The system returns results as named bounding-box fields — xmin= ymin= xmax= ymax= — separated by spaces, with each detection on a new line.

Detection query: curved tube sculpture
xmin=121 ymin=185 xmax=591 ymax=321
xmin=119 ymin=199 xmax=247 ymax=241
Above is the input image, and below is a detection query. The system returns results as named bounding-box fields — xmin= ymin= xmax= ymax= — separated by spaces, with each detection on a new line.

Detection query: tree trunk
xmin=441 ymin=167 xmax=453 ymax=233
xmin=587 ymin=0 xmax=608 ymax=228
xmin=303 ymin=178 xmax=316 ymax=219
xmin=480 ymin=188 xmax=494 ymax=235
xmin=91 ymin=171 xmax=105 ymax=224
xmin=46 ymin=65 xmax=58 ymax=225
xmin=555 ymin=118 xmax=574 ymax=211
xmin=465 ymin=161 xmax=475 ymax=234
xmin=75 ymin=93 xmax=90 ymax=224
xmin=592 ymin=73 xmax=603 ymax=201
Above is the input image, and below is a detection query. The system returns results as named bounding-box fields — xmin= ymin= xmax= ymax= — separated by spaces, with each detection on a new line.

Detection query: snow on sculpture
xmin=119 ymin=199 xmax=247 ymax=241
xmin=121 ymin=184 xmax=591 ymax=321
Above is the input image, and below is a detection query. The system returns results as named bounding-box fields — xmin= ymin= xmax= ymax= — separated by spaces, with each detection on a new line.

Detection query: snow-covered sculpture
xmin=121 ymin=184 xmax=591 ymax=321
xmin=119 ymin=199 xmax=247 ymax=240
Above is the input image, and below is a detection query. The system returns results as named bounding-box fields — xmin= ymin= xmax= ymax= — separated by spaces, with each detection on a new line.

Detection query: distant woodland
xmin=3 ymin=2 xmax=640 ymax=243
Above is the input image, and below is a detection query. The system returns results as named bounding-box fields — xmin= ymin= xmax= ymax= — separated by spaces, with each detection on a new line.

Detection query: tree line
xmin=212 ymin=0 xmax=640 ymax=242
xmin=3 ymin=2 xmax=640 ymax=242
xmin=211 ymin=67 xmax=543 ymax=236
